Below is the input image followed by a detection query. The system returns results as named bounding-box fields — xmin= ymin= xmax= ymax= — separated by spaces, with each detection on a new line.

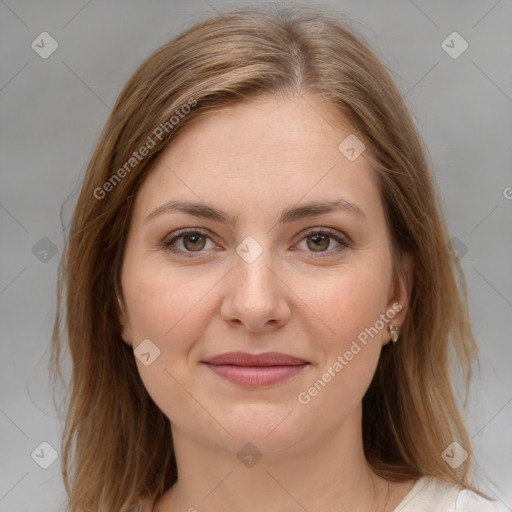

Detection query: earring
xmin=389 ymin=324 xmax=400 ymax=343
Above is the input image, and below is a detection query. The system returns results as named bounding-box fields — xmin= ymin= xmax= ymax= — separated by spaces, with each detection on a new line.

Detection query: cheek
xmin=291 ymin=258 xmax=391 ymax=406
xmin=122 ymin=257 xmax=227 ymax=422
xmin=123 ymin=257 xmax=221 ymax=347
xmin=294 ymin=280 xmax=386 ymax=421
xmin=293 ymin=257 xmax=392 ymax=348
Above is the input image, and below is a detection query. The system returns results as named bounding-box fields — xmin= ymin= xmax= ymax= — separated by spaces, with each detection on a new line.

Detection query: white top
xmin=393 ymin=476 xmax=508 ymax=511
xmin=139 ymin=476 xmax=508 ymax=511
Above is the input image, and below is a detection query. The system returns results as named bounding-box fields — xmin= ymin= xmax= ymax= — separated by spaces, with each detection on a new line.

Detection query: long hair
xmin=51 ymin=4 xmax=480 ymax=510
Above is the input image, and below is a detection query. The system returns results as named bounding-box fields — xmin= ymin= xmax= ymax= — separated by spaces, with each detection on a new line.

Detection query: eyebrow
xmin=144 ymin=198 xmax=366 ymax=226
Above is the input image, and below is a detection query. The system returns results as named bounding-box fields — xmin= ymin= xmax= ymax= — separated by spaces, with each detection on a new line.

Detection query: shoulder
xmin=394 ymin=476 xmax=508 ymax=512
xmin=455 ymin=488 xmax=509 ymax=512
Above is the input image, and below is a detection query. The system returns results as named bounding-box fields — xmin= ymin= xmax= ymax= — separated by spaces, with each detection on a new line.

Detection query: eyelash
xmin=161 ymin=227 xmax=351 ymax=258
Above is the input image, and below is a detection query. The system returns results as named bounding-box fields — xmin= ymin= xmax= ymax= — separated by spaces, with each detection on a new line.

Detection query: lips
xmin=202 ymin=351 xmax=309 ymax=387
xmin=204 ymin=351 xmax=308 ymax=366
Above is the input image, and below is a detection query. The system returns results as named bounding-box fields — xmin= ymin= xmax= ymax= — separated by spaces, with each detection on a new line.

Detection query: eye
xmin=162 ymin=229 xmax=217 ymax=257
xmin=294 ymin=228 xmax=350 ymax=256
xmin=162 ymin=227 xmax=350 ymax=258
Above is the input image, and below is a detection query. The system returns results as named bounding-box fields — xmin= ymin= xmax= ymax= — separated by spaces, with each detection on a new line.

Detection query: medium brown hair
xmin=51 ymin=4 xmax=481 ymax=510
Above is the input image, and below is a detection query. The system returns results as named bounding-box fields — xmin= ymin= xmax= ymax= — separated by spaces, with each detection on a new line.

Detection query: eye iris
xmin=183 ymin=233 xmax=206 ymax=251
xmin=307 ymin=233 xmax=330 ymax=252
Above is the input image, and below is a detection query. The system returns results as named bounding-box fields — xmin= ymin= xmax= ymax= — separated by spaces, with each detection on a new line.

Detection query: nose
xmin=220 ymin=249 xmax=291 ymax=333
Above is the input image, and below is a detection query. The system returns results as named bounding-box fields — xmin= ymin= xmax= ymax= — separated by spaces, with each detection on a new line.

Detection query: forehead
xmin=157 ymin=93 xmax=368 ymax=167
xmin=133 ymin=93 xmax=382 ymax=223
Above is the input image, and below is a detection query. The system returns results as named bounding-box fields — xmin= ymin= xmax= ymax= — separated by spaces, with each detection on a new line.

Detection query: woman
xmin=51 ymin=4 xmax=507 ymax=511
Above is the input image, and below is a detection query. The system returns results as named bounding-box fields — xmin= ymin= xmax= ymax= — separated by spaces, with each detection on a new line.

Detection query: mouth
xmin=201 ymin=351 xmax=310 ymax=388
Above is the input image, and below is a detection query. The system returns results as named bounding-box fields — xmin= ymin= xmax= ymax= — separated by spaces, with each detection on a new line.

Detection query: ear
xmin=116 ymin=294 xmax=134 ymax=347
xmin=383 ymin=251 xmax=414 ymax=345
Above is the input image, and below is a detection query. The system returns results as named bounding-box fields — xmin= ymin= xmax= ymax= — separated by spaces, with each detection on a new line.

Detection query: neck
xmin=156 ymin=407 xmax=391 ymax=512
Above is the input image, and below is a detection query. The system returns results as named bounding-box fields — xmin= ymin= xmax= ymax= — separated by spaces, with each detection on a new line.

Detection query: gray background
xmin=1 ymin=0 xmax=511 ymax=510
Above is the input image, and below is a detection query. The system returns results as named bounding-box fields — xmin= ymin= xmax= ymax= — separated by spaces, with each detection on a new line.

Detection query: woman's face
xmin=119 ymin=93 xmax=410 ymax=456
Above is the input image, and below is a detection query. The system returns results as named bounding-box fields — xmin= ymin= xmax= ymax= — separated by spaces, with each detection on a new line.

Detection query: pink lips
xmin=202 ymin=351 xmax=309 ymax=387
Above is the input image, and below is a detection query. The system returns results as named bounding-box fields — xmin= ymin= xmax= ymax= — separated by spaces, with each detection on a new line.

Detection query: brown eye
xmin=296 ymin=228 xmax=350 ymax=256
xmin=306 ymin=233 xmax=331 ymax=252
xmin=182 ymin=233 xmax=207 ymax=251
xmin=163 ymin=229 xmax=214 ymax=256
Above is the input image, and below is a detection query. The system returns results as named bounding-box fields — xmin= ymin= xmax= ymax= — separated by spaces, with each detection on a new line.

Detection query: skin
xmin=119 ymin=93 xmax=415 ymax=512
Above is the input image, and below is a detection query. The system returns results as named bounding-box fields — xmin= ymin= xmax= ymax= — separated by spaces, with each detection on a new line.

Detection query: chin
xmin=205 ymin=400 xmax=311 ymax=454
